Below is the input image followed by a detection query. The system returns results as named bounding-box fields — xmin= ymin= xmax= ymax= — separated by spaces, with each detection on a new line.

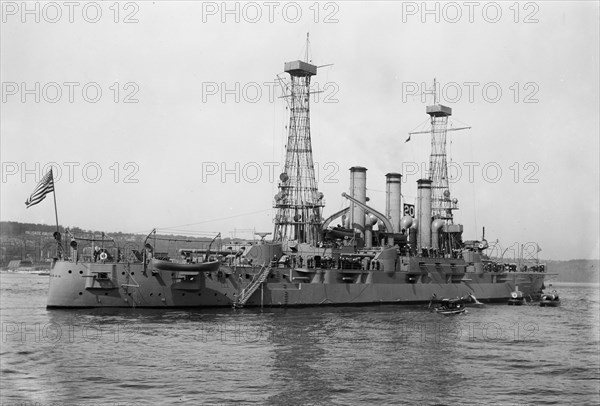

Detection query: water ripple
xmin=1 ymin=275 xmax=599 ymax=405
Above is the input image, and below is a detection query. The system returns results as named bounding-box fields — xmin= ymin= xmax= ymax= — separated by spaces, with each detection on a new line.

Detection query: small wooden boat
xmin=433 ymin=298 xmax=467 ymax=315
xmin=540 ymin=290 xmax=560 ymax=307
xmin=150 ymin=258 xmax=220 ymax=273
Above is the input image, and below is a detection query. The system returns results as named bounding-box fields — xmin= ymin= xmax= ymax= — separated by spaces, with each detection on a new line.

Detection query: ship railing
xmin=64 ymin=230 xmax=121 ymax=263
xmin=141 ymin=229 xmax=223 ymax=266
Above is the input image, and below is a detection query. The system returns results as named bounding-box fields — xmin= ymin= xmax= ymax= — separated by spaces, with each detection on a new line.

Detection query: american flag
xmin=25 ymin=170 xmax=54 ymax=208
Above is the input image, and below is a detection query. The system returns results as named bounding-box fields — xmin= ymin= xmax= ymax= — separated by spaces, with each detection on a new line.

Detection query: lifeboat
xmin=150 ymin=258 xmax=220 ymax=273
xmin=540 ymin=290 xmax=560 ymax=307
xmin=433 ymin=298 xmax=467 ymax=315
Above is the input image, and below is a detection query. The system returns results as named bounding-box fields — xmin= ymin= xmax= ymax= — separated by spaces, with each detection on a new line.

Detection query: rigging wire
xmin=155 ymin=229 xmax=219 ymax=236
xmin=406 ymin=116 xmax=431 ymax=181
xmin=467 ymin=128 xmax=478 ymax=235
xmin=156 ymin=209 xmax=272 ymax=231
xmin=408 ymin=117 xmax=432 ymax=134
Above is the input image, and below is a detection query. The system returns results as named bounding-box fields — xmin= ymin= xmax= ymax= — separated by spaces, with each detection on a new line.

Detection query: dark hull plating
xmin=46 ymin=259 xmax=545 ymax=308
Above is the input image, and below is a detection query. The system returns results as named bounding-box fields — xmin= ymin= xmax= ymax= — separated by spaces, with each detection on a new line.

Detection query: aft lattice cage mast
xmin=273 ymin=59 xmax=324 ymax=244
xmin=427 ymin=80 xmax=457 ymax=221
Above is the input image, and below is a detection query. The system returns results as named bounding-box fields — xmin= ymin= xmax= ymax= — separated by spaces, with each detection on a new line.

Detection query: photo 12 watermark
xmin=401 ymin=161 xmax=540 ymax=184
xmin=401 ymin=1 xmax=540 ymax=24
xmin=200 ymin=161 xmax=340 ymax=184
xmin=1 ymin=1 xmax=140 ymax=24
xmin=193 ymin=323 xmax=330 ymax=344
xmin=485 ymin=241 xmax=544 ymax=262
xmin=1 ymin=161 xmax=141 ymax=184
xmin=393 ymin=321 xmax=540 ymax=344
xmin=402 ymin=81 xmax=540 ymax=104
xmin=200 ymin=1 xmax=340 ymax=24
xmin=201 ymin=81 xmax=339 ymax=104
xmin=166 ymin=320 xmax=541 ymax=345
xmin=2 ymin=82 xmax=140 ymax=104
xmin=2 ymin=321 xmax=138 ymax=344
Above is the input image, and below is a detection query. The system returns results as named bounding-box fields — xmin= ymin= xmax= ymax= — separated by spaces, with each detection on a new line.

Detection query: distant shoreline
xmin=1 ymin=221 xmax=599 ymax=283
xmin=548 ymin=281 xmax=600 ymax=287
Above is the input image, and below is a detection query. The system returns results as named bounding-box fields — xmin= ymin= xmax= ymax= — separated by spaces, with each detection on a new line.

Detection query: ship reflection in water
xmin=1 ymin=274 xmax=598 ymax=405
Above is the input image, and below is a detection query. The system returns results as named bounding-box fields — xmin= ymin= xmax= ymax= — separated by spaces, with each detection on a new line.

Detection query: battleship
xmin=45 ymin=55 xmax=547 ymax=308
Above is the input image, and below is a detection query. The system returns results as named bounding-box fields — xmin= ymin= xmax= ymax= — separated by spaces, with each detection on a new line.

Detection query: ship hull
xmin=46 ymin=260 xmax=546 ymax=308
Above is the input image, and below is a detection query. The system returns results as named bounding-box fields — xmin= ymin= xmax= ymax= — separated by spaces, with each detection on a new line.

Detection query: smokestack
xmin=349 ymin=167 xmax=367 ymax=238
xmin=431 ymin=219 xmax=444 ymax=251
xmin=417 ymin=179 xmax=432 ymax=251
xmin=385 ymin=173 xmax=402 ymax=233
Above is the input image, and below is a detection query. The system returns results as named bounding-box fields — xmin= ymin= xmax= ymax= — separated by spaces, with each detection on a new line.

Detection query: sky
xmin=1 ymin=1 xmax=599 ymax=260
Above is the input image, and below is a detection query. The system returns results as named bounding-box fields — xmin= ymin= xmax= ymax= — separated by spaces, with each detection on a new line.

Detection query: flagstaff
xmin=51 ymin=170 xmax=62 ymax=258
xmin=51 ymin=170 xmax=60 ymax=232
xmin=25 ymin=168 xmax=62 ymax=257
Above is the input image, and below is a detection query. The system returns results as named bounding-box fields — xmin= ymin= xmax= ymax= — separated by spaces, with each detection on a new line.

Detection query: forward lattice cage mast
xmin=273 ymin=60 xmax=324 ymax=244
